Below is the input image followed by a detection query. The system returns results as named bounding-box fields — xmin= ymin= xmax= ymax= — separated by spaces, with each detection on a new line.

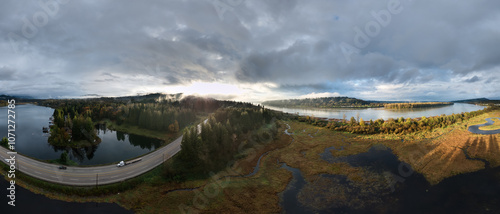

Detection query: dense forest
xmin=384 ymin=102 xmax=453 ymax=109
xmin=298 ymin=106 xmax=500 ymax=135
xmin=262 ymin=97 xmax=383 ymax=108
xmin=41 ymin=94 xmax=267 ymax=148
xmin=166 ymin=106 xmax=280 ymax=180
xmin=49 ymin=107 xmax=100 ymax=147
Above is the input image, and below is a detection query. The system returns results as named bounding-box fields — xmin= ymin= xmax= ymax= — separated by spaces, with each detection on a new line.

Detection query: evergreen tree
xmin=60 ymin=151 xmax=68 ymax=164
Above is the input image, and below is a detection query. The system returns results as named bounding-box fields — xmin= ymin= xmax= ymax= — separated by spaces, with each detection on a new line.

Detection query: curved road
xmin=468 ymin=117 xmax=500 ymax=135
xmin=0 ymin=135 xmax=182 ymax=186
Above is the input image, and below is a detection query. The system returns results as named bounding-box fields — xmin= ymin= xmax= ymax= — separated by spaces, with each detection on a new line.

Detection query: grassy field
xmin=99 ymin=119 xmax=178 ymax=142
xmin=6 ymin=109 xmax=500 ymax=212
xmin=99 ymin=114 xmax=207 ymax=142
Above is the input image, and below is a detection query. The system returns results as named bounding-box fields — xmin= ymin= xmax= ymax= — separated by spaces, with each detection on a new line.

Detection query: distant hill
xmin=0 ymin=94 xmax=36 ymax=102
xmin=108 ymin=93 xmax=184 ymax=103
xmin=452 ymin=98 xmax=490 ymax=103
xmin=262 ymin=97 xmax=383 ymax=108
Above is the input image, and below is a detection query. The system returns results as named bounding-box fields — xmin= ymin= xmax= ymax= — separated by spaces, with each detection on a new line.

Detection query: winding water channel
xmin=468 ymin=117 xmax=500 ymax=135
xmin=278 ymin=124 xmax=500 ymax=213
xmin=2 ymin=104 xmax=499 ymax=212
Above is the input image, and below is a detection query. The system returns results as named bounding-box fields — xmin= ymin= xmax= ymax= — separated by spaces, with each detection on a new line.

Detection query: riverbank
xmin=99 ymin=119 xmax=178 ymax=142
xmin=8 ymin=109 xmax=500 ymax=213
xmin=98 ymin=113 xmax=208 ymax=142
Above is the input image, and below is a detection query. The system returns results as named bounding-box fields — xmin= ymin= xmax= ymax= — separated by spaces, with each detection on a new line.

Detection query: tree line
xmin=41 ymin=96 xmax=265 ymax=147
xmin=384 ymin=102 xmax=453 ymax=109
xmin=262 ymin=97 xmax=383 ymax=108
xmin=298 ymin=106 xmax=500 ymax=135
xmin=166 ymin=107 xmax=279 ymax=180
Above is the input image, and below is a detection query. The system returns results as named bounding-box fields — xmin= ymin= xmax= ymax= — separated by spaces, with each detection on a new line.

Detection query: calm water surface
xmin=0 ymin=104 xmax=162 ymax=165
xmin=0 ymin=179 xmax=131 ymax=213
xmin=266 ymin=103 xmax=485 ymax=120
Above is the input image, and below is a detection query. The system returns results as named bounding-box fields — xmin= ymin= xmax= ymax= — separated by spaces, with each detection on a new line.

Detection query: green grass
xmin=99 ymin=113 xmax=208 ymax=142
xmin=100 ymin=119 xmax=177 ymax=141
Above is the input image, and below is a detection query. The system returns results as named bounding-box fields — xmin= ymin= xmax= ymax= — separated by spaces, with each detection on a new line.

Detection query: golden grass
xmin=9 ymin=109 xmax=500 ymax=212
xmin=380 ymin=110 xmax=500 ymax=185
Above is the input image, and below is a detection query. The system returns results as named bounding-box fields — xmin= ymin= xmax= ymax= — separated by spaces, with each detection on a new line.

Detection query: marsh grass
xmin=8 ymin=110 xmax=500 ymax=212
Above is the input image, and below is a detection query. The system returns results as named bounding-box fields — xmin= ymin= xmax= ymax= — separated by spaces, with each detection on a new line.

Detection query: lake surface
xmin=0 ymin=104 xmax=163 ymax=165
xmin=266 ymin=103 xmax=485 ymax=121
xmin=0 ymin=179 xmax=132 ymax=213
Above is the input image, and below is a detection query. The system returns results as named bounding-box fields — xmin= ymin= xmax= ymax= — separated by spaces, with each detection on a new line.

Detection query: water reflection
xmin=0 ymin=104 xmax=164 ymax=165
xmin=266 ymin=103 xmax=485 ymax=120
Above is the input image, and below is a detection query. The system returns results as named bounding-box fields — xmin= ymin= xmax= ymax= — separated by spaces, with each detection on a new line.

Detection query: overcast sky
xmin=1 ymin=0 xmax=499 ymax=101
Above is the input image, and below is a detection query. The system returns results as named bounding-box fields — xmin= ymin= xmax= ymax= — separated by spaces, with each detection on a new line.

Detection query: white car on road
xmin=117 ymin=161 xmax=125 ymax=167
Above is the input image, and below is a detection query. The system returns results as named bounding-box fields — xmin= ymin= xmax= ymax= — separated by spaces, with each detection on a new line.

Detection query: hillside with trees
xmin=383 ymin=102 xmax=453 ymax=109
xmin=262 ymin=97 xmax=383 ymax=108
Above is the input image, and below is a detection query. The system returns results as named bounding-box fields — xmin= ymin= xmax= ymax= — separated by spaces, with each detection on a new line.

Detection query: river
xmin=266 ymin=103 xmax=485 ymax=120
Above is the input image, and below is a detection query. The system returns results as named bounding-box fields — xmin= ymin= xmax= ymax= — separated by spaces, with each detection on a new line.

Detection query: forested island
xmin=49 ymin=108 xmax=101 ymax=148
xmin=262 ymin=97 xmax=383 ymax=108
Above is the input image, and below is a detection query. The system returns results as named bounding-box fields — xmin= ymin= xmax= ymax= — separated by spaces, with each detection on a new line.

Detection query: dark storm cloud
xmin=1 ymin=0 xmax=499 ymax=100
xmin=464 ymin=76 xmax=480 ymax=83
xmin=0 ymin=66 xmax=17 ymax=80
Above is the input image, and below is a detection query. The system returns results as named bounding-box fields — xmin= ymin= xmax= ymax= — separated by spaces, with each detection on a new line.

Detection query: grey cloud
xmin=0 ymin=66 xmax=17 ymax=80
xmin=1 ymin=0 xmax=499 ymax=100
xmin=464 ymin=76 xmax=480 ymax=83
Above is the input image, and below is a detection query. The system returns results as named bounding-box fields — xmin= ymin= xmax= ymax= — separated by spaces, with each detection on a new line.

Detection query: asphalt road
xmin=468 ymin=117 xmax=500 ymax=135
xmin=0 ymin=135 xmax=182 ymax=186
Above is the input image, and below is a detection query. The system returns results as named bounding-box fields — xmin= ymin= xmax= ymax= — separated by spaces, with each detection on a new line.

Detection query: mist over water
xmin=266 ymin=103 xmax=485 ymax=120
